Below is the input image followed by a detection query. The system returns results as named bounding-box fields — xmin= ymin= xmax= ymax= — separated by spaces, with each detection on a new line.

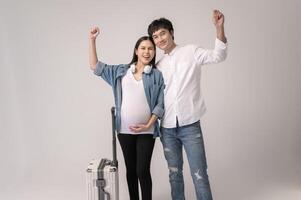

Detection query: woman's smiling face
xmin=135 ymin=40 xmax=155 ymax=66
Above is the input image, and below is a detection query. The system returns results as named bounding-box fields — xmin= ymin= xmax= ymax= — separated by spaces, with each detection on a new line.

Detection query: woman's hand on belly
xmin=129 ymin=114 xmax=158 ymax=133
xmin=129 ymin=124 xmax=150 ymax=133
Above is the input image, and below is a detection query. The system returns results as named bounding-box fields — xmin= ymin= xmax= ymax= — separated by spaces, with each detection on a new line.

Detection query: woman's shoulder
xmin=116 ymin=63 xmax=129 ymax=69
xmin=151 ymin=68 xmax=164 ymax=83
xmin=151 ymin=68 xmax=163 ymax=76
xmin=98 ymin=61 xmax=128 ymax=69
xmin=107 ymin=63 xmax=130 ymax=73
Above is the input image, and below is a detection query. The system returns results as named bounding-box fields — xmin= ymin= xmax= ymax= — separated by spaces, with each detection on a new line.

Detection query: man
xmin=148 ymin=10 xmax=227 ymax=200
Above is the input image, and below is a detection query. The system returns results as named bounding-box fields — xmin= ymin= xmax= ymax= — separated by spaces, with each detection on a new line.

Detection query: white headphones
xmin=130 ymin=64 xmax=152 ymax=74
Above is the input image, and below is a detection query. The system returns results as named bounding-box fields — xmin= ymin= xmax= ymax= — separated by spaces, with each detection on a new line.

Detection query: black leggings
xmin=118 ymin=134 xmax=155 ymax=200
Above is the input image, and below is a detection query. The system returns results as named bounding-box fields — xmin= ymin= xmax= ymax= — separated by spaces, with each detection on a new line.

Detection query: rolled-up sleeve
xmin=93 ymin=61 xmax=105 ymax=76
xmin=194 ymin=38 xmax=228 ymax=65
xmin=93 ymin=61 xmax=120 ymax=86
xmin=152 ymin=74 xmax=165 ymax=119
xmin=152 ymin=104 xmax=164 ymax=119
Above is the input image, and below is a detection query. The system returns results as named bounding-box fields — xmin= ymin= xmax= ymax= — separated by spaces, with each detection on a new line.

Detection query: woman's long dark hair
xmin=129 ymin=36 xmax=156 ymax=68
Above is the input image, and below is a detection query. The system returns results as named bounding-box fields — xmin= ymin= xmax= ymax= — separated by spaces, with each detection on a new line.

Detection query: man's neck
xmin=164 ymin=42 xmax=177 ymax=54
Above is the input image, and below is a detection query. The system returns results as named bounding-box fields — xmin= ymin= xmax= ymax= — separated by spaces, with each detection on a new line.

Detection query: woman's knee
xmin=137 ymin=167 xmax=150 ymax=180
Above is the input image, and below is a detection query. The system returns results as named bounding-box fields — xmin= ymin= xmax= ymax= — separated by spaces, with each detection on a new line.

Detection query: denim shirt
xmin=94 ymin=61 xmax=165 ymax=137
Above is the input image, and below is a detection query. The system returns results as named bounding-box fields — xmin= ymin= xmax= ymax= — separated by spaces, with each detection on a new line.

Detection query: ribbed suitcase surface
xmin=86 ymin=158 xmax=119 ymax=200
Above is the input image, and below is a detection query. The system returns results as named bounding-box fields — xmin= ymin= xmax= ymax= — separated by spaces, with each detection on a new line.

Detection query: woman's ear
xmin=135 ymin=49 xmax=138 ymax=56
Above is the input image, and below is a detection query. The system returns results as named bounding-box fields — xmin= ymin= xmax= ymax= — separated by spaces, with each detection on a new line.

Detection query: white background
xmin=1 ymin=0 xmax=301 ymax=199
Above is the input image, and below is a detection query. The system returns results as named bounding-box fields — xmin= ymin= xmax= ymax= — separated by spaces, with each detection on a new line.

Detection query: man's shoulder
xmin=179 ymin=44 xmax=199 ymax=52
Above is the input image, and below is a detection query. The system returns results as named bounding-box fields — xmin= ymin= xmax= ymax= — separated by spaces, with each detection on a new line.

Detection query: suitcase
xmin=86 ymin=107 xmax=119 ymax=200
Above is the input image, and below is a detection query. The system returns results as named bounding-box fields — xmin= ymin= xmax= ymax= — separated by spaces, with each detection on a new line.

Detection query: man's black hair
xmin=148 ymin=18 xmax=174 ymax=40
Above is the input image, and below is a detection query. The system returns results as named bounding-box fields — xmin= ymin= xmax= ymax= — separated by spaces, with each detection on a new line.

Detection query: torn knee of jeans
xmin=168 ymin=166 xmax=178 ymax=172
xmin=164 ymin=147 xmax=171 ymax=152
xmin=194 ymin=169 xmax=203 ymax=180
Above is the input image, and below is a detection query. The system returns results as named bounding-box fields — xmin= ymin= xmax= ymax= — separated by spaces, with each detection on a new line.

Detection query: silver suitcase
xmin=86 ymin=107 xmax=119 ymax=200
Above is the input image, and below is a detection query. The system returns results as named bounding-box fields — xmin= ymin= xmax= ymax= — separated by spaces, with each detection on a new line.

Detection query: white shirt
xmin=120 ymin=69 xmax=154 ymax=134
xmin=157 ymin=38 xmax=228 ymax=128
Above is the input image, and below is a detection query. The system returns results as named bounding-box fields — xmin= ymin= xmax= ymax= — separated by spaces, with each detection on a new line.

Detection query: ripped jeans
xmin=160 ymin=120 xmax=213 ymax=200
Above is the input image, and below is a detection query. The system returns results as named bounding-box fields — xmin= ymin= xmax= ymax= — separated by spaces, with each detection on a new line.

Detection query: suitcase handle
xmin=111 ymin=107 xmax=118 ymax=167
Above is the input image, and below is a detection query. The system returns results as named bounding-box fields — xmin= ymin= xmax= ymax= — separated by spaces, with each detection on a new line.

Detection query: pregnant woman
xmin=89 ymin=27 xmax=164 ymax=200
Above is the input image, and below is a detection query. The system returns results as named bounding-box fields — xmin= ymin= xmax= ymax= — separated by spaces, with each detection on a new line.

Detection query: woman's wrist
xmin=145 ymin=123 xmax=152 ymax=130
xmin=89 ymin=38 xmax=96 ymax=43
